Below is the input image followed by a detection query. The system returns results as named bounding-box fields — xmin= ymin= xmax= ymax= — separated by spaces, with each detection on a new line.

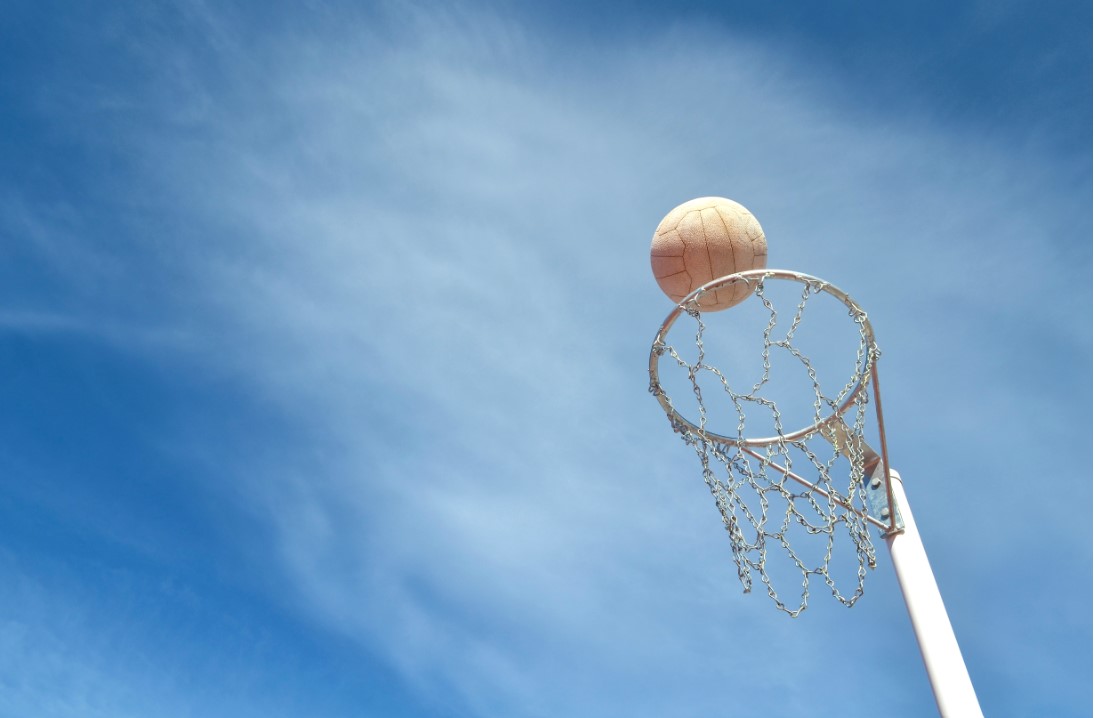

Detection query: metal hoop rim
xmin=648 ymin=268 xmax=879 ymax=447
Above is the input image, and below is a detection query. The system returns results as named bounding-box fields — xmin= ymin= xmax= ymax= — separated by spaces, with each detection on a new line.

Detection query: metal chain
xmin=651 ymin=280 xmax=878 ymax=617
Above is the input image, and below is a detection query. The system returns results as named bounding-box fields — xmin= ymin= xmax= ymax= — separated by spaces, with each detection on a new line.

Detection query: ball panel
xmin=677 ymin=210 xmax=713 ymax=284
xmin=713 ymin=200 xmax=750 ymax=225
xmin=712 ymin=282 xmax=752 ymax=309
xmin=699 ymin=206 xmax=747 ymax=280
xmin=650 ymin=254 xmax=686 ymax=278
xmin=650 ymin=228 xmax=684 ymax=257
xmin=714 ymin=201 xmax=763 ymax=237
xmin=654 ymin=199 xmax=701 ymax=235
xmin=655 ymin=270 xmax=694 ymax=300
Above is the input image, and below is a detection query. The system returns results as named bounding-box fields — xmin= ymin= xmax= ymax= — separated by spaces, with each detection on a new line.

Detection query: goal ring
xmin=648 ymin=269 xmax=879 ymax=448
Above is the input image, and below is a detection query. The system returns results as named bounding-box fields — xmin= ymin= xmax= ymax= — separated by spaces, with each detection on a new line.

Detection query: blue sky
xmin=0 ymin=1 xmax=1090 ymax=716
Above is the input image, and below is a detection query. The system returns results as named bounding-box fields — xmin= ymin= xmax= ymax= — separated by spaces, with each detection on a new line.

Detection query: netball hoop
xmin=648 ymin=269 xmax=983 ymax=717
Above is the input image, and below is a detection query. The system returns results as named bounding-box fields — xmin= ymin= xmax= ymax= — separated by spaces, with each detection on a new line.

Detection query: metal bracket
xmin=862 ymin=461 xmax=904 ymax=535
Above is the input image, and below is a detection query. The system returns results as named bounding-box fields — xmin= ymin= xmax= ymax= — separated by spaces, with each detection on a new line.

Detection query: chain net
xmin=650 ymin=274 xmax=882 ymax=617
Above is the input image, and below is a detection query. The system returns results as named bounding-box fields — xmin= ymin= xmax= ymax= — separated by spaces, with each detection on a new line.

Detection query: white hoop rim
xmin=648 ymin=269 xmax=879 ymax=447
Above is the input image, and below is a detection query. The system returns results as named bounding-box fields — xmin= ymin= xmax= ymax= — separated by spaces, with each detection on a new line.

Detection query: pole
xmin=885 ymin=470 xmax=984 ymax=717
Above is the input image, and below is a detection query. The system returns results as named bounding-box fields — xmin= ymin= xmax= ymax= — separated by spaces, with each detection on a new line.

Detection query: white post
xmin=885 ymin=470 xmax=984 ymax=718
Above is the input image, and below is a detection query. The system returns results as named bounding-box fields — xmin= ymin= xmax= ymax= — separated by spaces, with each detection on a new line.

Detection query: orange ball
xmin=650 ymin=197 xmax=767 ymax=311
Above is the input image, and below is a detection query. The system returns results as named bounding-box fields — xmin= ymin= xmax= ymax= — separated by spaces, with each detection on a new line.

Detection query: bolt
xmin=870 ymin=477 xmax=882 ymax=489
xmin=881 ymin=507 xmax=891 ymax=519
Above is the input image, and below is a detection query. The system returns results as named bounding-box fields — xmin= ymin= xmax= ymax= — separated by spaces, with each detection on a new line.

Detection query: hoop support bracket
xmin=863 ymin=461 xmax=904 ymax=535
